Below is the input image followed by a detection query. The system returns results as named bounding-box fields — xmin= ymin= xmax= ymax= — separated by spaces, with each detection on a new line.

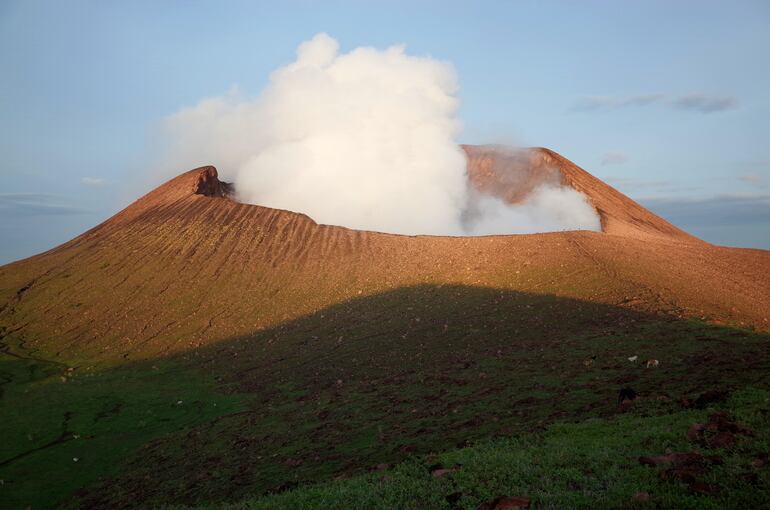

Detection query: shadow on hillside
xmin=8 ymin=285 xmax=770 ymax=509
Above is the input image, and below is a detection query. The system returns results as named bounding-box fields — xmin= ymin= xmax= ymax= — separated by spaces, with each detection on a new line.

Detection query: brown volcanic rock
xmin=0 ymin=146 xmax=769 ymax=362
xmin=193 ymin=166 xmax=233 ymax=198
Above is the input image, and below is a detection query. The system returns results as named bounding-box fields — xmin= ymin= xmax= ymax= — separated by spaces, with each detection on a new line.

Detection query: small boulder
xmin=430 ymin=462 xmax=461 ymax=477
xmin=706 ymin=412 xmax=754 ymax=436
xmin=446 ymin=492 xmax=463 ymax=505
xmin=639 ymin=452 xmax=704 ymax=467
xmin=686 ymin=423 xmax=705 ymax=442
xmin=694 ymin=389 xmax=729 ymax=409
xmin=708 ymin=431 xmax=735 ymax=449
xmin=618 ymin=387 xmax=637 ymax=404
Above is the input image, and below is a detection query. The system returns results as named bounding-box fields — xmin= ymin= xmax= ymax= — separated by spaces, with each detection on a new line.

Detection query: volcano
xmin=2 ymin=145 xmax=766 ymax=362
xmin=1 ymin=146 xmax=769 ymax=509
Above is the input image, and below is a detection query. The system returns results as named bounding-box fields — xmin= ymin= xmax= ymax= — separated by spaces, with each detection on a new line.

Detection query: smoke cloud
xmin=160 ymin=33 xmax=600 ymax=236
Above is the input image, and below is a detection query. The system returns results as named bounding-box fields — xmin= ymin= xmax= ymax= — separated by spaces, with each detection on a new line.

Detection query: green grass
xmin=175 ymin=386 xmax=770 ymax=509
xmin=0 ymin=354 xmax=246 ymax=510
xmin=2 ymin=285 xmax=769 ymax=508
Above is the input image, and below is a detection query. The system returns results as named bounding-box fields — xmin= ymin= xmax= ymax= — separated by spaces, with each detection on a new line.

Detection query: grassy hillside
xmin=178 ymin=386 xmax=770 ymax=510
xmin=3 ymin=286 xmax=769 ymax=508
xmin=0 ymin=349 xmax=246 ymax=509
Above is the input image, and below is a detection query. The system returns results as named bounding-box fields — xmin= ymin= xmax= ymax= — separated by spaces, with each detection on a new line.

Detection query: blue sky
xmin=1 ymin=0 xmax=769 ymax=263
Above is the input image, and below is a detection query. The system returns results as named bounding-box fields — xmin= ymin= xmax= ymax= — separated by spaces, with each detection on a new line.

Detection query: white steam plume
xmin=160 ymin=33 xmax=600 ymax=235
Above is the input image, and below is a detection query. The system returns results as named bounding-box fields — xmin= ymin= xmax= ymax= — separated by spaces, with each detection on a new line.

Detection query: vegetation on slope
xmin=2 ymin=286 xmax=769 ymax=509
xmin=178 ymin=386 xmax=770 ymax=509
xmin=0 ymin=348 xmax=246 ymax=510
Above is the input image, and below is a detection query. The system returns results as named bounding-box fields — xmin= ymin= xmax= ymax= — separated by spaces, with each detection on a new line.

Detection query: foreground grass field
xmin=0 ymin=352 xmax=246 ymax=510
xmin=179 ymin=386 xmax=770 ymax=509
xmin=2 ymin=285 xmax=770 ymax=508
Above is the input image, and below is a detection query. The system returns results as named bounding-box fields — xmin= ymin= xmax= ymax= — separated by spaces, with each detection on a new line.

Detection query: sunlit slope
xmin=0 ymin=147 xmax=768 ymax=363
xmin=463 ymin=145 xmax=695 ymax=239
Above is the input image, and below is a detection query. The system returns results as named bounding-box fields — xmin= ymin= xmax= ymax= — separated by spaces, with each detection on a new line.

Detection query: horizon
xmin=1 ymin=0 xmax=769 ymax=263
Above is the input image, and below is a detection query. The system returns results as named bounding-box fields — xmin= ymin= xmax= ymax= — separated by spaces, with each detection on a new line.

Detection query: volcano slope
xmin=1 ymin=146 xmax=769 ymax=509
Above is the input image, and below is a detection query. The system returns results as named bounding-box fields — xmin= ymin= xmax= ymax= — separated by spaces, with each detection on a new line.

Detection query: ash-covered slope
xmin=0 ymin=146 xmax=768 ymax=363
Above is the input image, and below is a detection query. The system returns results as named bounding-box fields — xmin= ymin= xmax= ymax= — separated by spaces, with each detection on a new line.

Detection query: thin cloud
xmin=571 ymin=93 xmax=738 ymax=114
xmin=738 ymin=173 xmax=767 ymax=187
xmin=672 ymin=94 xmax=738 ymax=113
xmin=571 ymin=94 xmax=665 ymax=112
xmin=81 ymin=177 xmax=106 ymax=187
xmin=601 ymin=151 xmax=628 ymax=166
xmin=0 ymin=193 xmax=89 ymax=217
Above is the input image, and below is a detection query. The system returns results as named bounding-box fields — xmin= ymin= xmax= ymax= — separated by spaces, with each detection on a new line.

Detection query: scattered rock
xmin=686 ymin=423 xmax=705 ymax=441
xmin=618 ymin=387 xmax=637 ymax=404
xmin=639 ymin=452 xmax=703 ymax=467
xmin=446 ymin=492 xmax=463 ymax=505
xmin=694 ymin=390 xmax=729 ymax=409
xmin=687 ymin=412 xmax=753 ymax=449
xmin=477 ymin=496 xmax=531 ymax=510
xmin=708 ymin=431 xmax=735 ymax=449
xmin=707 ymin=412 xmax=754 ymax=436
xmin=429 ymin=462 xmax=461 ymax=477
xmin=640 ymin=448 xmax=727 ymax=495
